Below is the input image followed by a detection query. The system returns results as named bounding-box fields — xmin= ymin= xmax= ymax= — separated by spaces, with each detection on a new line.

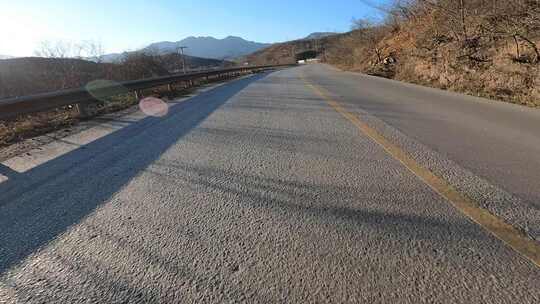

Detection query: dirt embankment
xmin=323 ymin=1 xmax=540 ymax=107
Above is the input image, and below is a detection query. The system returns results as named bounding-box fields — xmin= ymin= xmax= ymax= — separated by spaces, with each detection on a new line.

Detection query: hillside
xmin=304 ymin=32 xmax=337 ymax=40
xmin=330 ymin=2 xmax=540 ymax=107
xmin=247 ymin=1 xmax=540 ymax=107
xmin=0 ymin=57 xmax=110 ymax=98
xmin=0 ymin=54 xmax=227 ymax=99
xmin=241 ymin=33 xmax=347 ymax=65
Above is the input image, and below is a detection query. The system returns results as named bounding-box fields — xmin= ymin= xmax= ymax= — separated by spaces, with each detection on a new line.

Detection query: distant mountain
xmin=143 ymin=36 xmax=271 ymax=60
xmin=96 ymin=51 xmax=228 ymax=69
xmin=0 ymin=55 xmax=14 ymax=60
xmin=304 ymin=32 xmax=337 ymax=40
xmin=97 ymin=52 xmax=125 ymax=63
xmin=98 ymin=36 xmax=270 ymax=63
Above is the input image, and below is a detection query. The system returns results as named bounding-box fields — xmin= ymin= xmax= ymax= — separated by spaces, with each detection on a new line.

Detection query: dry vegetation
xmin=242 ymin=34 xmax=346 ymax=65
xmin=0 ymin=72 xmax=239 ymax=148
xmin=0 ymin=42 xmax=231 ymax=147
xmin=324 ymin=0 xmax=540 ymax=106
xmin=0 ymin=86 xmax=184 ymax=148
xmin=0 ymin=49 xmax=225 ymax=99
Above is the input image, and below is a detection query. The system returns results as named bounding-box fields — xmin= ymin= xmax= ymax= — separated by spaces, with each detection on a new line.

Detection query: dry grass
xmin=391 ymin=37 xmax=540 ymax=107
xmin=323 ymin=6 xmax=540 ymax=108
xmin=0 ymin=79 xmax=210 ymax=148
xmin=0 ymin=111 xmax=77 ymax=147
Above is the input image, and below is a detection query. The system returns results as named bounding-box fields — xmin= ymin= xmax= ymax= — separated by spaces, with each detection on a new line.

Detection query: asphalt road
xmin=0 ymin=65 xmax=539 ymax=303
xmin=303 ymin=65 xmax=540 ymax=239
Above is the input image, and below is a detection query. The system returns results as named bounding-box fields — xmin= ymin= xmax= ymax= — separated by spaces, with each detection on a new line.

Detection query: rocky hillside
xmin=303 ymin=32 xmax=337 ymax=40
xmin=241 ymin=33 xmax=347 ymax=65
xmin=324 ymin=1 xmax=540 ymax=107
xmin=246 ymin=1 xmax=540 ymax=107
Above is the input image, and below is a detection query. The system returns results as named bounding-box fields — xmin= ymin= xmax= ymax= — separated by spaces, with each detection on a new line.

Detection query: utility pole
xmin=177 ymin=46 xmax=188 ymax=73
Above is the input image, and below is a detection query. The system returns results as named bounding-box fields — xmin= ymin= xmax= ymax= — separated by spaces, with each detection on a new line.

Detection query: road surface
xmin=0 ymin=65 xmax=539 ymax=303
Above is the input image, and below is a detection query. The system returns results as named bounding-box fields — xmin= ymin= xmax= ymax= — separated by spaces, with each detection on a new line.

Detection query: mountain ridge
xmin=100 ymin=36 xmax=270 ymax=62
xmin=303 ymin=32 xmax=337 ymax=40
xmin=144 ymin=36 xmax=271 ymax=60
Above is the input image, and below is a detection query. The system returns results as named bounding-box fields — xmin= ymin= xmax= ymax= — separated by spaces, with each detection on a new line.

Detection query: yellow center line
xmin=302 ymin=76 xmax=540 ymax=268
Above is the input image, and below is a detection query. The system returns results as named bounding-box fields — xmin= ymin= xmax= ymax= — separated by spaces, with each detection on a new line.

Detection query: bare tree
xmin=82 ymin=41 xmax=105 ymax=63
xmin=479 ymin=0 xmax=540 ymax=62
xmin=34 ymin=40 xmax=109 ymax=89
xmin=119 ymin=52 xmax=170 ymax=79
xmin=371 ymin=0 xmax=539 ymax=63
xmin=351 ymin=18 xmax=387 ymax=64
xmin=34 ymin=41 xmax=82 ymax=89
xmin=34 ymin=41 xmax=79 ymax=58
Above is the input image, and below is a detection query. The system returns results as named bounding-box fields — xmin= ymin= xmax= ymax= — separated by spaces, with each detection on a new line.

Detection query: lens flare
xmin=85 ymin=80 xmax=129 ymax=102
xmin=139 ymin=97 xmax=169 ymax=117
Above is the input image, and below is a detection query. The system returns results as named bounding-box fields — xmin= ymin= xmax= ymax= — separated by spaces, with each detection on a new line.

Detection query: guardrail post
xmin=75 ymin=102 xmax=91 ymax=118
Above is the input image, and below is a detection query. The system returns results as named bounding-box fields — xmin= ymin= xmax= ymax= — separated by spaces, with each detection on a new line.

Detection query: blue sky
xmin=0 ymin=0 xmax=386 ymax=56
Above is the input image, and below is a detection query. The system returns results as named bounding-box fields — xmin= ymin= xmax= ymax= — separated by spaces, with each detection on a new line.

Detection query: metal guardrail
xmin=0 ymin=64 xmax=294 ymax=120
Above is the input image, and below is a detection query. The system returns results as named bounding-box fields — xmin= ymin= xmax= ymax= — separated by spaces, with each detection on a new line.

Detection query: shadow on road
xmin=0 ymin=73 xmax=269 ymax=275
xmin=149 ymin=161 xmax=489 ymax=246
